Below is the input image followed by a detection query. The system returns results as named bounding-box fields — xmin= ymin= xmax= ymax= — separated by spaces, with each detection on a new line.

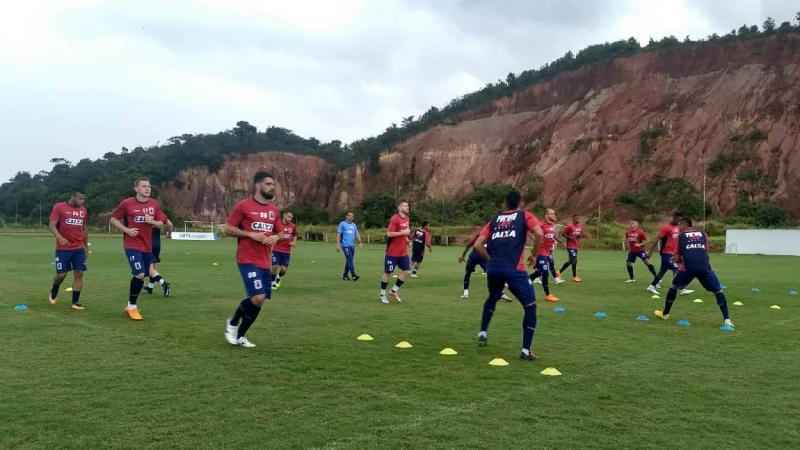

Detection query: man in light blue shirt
xmin=337 ymin=211 xmax=363 ymax=281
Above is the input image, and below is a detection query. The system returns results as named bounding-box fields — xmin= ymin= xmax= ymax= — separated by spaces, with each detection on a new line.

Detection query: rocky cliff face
xmin=162 ymin=33 xmax=800 ymax=221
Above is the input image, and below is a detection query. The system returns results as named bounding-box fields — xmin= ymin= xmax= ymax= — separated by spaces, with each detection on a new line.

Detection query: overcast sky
xmin=0 ymin=0 xmax=796 ymax=182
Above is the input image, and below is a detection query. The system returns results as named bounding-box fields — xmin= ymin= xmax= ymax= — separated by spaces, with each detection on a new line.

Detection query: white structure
xmin=725 ymin=229 xmax=800 ymax=256
xmin=171 ymin=231 xmax=217 ymax=241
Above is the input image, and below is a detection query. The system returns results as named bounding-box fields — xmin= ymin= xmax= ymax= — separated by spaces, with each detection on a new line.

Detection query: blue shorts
xmin=567 ymin=249 xmax=578 ymax=259
xmin=672 ymin=268 xmax=721 ymax=292
xmin=465 ymin=251 xmax=486 ymax=273
xmin=55 ymin=249 xmax=87 ymax=273
xmin=626 ymin=251 xmax=648 ymax=263
xmin=238 ymin=263 xmax=273 ymax=298
xmin=487 ymin=268 xmax=535 ymax=305
xmin=535 ymin=255 xmax=550 ymax=274
xmin=125 ymin=249 xmax=154 ymax=276
xmin=660 ymin=253 xmax=677 ymax=272
xmin=152 ymin=243 xmax=161 ymax=263
xmin=411 ymin=247 xmax=424 ymax=263
xmin=272 ymin=250 xmax=291 ymax=268
xmin=384 ymin=255 xmax=411 ymax=273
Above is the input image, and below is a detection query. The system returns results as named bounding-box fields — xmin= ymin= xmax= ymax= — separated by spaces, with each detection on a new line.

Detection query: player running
xmin=458 ymin=231 xmax=511 ymax=302
xmin=336 ymin=211 xmax=363 ymax=281
xmin=558 ymin=215 xmax=589 ymax=282
xmin=410 ymin=221 xmax=433 ymax=278
xmin=47 ymin=190 xmax=89 ymax=310
xmin=647 ymin=212 xmax=694 ymax=296
xmin=143 ymin=218 xmax=173 ymax=296
xmin=109 ymin=177 xmax=168 ymax=321
xmin=474 ymin=190 xmax=544 ymax=360
xmin=379 ymin=201 xmax=412 ymax=304
xmin=528 ymin=208 xmax=561 ymax=302
xmin=655 ymin=217 xmax=734 ymax=329
xmin=624 ymin=220 xmax=657 ymax=283
xmin=271 ymin=212 xmax=297 ymax=289
xmin=223 ymin=170 xmax=282 ymax=348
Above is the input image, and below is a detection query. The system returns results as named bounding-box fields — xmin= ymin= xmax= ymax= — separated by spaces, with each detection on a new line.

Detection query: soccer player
xmin=109 ymin=177 xmax=168 ymax=321
xmin=271 ymin=211 xmax=297 ymax=289
xmin=558 ymin=215 xmax=589 ymax=282
xmin=410 ymin=221 xmax=433 ymax=278
xmin=336 ymin=211 xmax=363 ymax=281
xmin=474 ymin=190 xmax=544 ymax=360
xmin=223 ymin=170 xmax=282 ymax=348
xmin=379 ymin=201 xmax=412 ymax=304
xmin=655 ymin=217 xmax=734 ymax=329
xmin=458 ymin=231 xmax=511 ymax=302
xmin=528 ymin=208 xmax=561 ymax=302
xmin=647 ymin=212 xmax=694 ymax=296
xmin=47 ymin=190 xmax=89 ymax=310
xmin=624 ymin=220 xmax=657 ymax=283
xmin=143 ymin=218 xmax=172 ymax=296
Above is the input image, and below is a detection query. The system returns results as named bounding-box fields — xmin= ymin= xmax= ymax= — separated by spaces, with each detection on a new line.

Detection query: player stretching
xmin=528 ymin=208 xmax=561 ymax=302
xmin=143 ymin=218 xmax=172 ymax=296
xmin=223 ymin=171 xmax=282 ymax=348
xmin=410 ymin=221 xmax=432 ymax=278
xmin=272 ymin=212 xmax=297 ymax=289
xmin=459 ymin=231 xmax=511 ymax=301
xmin=379 ymin=201 xmax=411 ymax=304
xmin=558 ymin=215 xmax=589 ymax=282
xmin=647 ymin=212 xmax=693 ymax=296
xmin=47 ymin=190 xmax=89 ymax=310
xmin=474 ymin=190 xmax=544 ymax=360
xmin=655 ymin=217 xmax=734 ymax=329
xmin=336 ymin=212 xmax=362 ymax=281
xmin=624 ymin=220 xmax=657 ymax=283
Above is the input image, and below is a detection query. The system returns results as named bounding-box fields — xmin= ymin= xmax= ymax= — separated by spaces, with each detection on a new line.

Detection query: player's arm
xmin=527 ymin=225 xmax=544 ymax=267
xmin=459 ymin=234 xmax=476 ymax=262
xmin=386 ymin=218 xmax=410 ymax=238
xmin=48 ymin=219 xmax=70 ymax=246
xmin=473 ymin=236 xmax=490 ymax=261
xmin=426 ymin=233 xmax=433 ymax=253
xmin=356 ymin=229 xmax=363 ymax=246
xmin=290 ymin=228 xmax=298 ymax=246
xmin=222 ymin=223 xmax=272 ymax=245
xmin=648 ymin=229 xmax=664 ymax=255
xmin=109 ymin=216 xmax=138 ymax=237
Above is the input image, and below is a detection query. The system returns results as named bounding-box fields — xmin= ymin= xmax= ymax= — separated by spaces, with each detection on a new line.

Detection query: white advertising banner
xmin=725 ymin=229 xmax=800 ymax=256
xmin=171 ymin=231 xmax=217 ymax=241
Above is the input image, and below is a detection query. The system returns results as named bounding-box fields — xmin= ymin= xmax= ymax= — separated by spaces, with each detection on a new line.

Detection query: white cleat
xmin=237 ymin=337 xmax=256 ymax=348
xmin=532 ymin=278 xmax=542 ymax=284
xmin=410 ymin=273 xmax=419 ymax=278
xmin=225 ymin=321 xmax=239 ymax=345
xmin=625 ymin=279 xmax=636 ymax=283
xmin=656 ymin=283 xmax=662 ymax=289
xmin=679 ymin=289 xmax=695 ymax=295
xmin=554 ymin=277 xmax=565 ymax=284
xmin=461 ymin=291 xmax=469 ymax=299
xmin=646 ymin=285 xmax=660 ymax=295
xmin=500 ymin=293 xmax=512 ymax=302
xmin=380 ymin=294 xmax=389 ymax=304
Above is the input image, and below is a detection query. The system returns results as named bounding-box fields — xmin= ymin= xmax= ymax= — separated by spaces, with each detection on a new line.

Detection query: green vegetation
xmin=1 ymin=235 xmax=798 ymax=448
xmin=631 ymin=127 xmax=667 ymax=163
xmin=618 ymin=176 xmax=706 ymax=219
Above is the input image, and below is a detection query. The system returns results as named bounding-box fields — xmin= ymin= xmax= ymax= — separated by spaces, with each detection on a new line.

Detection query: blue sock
xmin=151 ymin=275 xmax=163 ymax=285
xmin=715 ymin=292 xmax=730 ymax=320
xmin=50 ymin=283 xmax=60 ymax=299
xmin=72 ymin=290 xmax=81 ymax=305
xmin=392 ymin=279 xmax=405 ymax=291
xmin=229 ymin=298 xmax=249 ymax=326
xmin=522 ymin=304 xmax=537 ymax=350
xmin=237 ymin=299 xmax=262 ymax=338
xmin=541 ymin=274 xmax=550 ymax=296
xmin=380 ymin=281 xmax=388 ymax=291
xmin=627 ymin=265 xmax=634 ymax=279
xmin=646 ymin=264 xmax=657 ymax=277
xmin=463 ymin=272 xmax=471 ymax=290
xmin=129 ymin=277 xmax=144 ymax=305
xmin=480 ymin=296 xmax=500 ymax=332
xmin=663 ymin=288 xmax=677 ymax=314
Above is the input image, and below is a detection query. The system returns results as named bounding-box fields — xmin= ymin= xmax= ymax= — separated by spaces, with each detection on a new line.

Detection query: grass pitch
xmin=1 ymin=234 xmax=798 ymax=449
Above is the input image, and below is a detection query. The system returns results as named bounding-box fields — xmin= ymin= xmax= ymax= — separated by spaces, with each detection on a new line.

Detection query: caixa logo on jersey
xmin=133 ymin=216 xmax=147 ymax=223
xmin=251 ymin=222 xmax=274 ymax=232
xmin=65 ymin=218 xmax=84 ymax=226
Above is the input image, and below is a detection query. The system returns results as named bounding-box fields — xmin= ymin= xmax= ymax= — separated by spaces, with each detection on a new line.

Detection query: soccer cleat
xmin=679 ymin=288 xmax=695 ymax=296
xmin=125 ymin=307 xmax=143 ymax=321
xmin=271 ymin=281 xmax=278 ymax=289
xmin=554 ymin=277 xmax=565 ymax=284
xmin=646 ymin=285 xmax=660 ymax=295
xmin=48 ymin=293 xmax=57 ymax=305
xmin=520 ymin=351 xmax=541 ymax=361
xmin=654 ymin=310 xmax=670 ymax=320
xmin=351 ymin=275 xmax=360 ymax=281
xmin=625 ymin=279 xmax=636 ymax=283
xmin=342 ymin=275 xmax=351 ymax=281
xmin=274 ymin=279 xmax=281 ymax=289
xmin=656 ymin=283 xmax=662 ymax=289
xmin=572 ymin=276 xmax=582 ymax=283
xmin=225 ymin=321 xmax=239 ymax=345
xmin=143 ymin=285 xmax=154 ymax=294
xmin=380 ymin=294 xmax=389 ymax=304
xmin=532 ymin=277 xmax=542 ymax=284
xmin=237 ymin=337 xmax=256 ymax=348
xmin=461 ymin=292 xmax=469 ymax=299
xmin=71 ymin=303 xmax=85 ymax=311
xmin=723 ymin=318 xmax=735 ymax=328
xmin=162 ymin=282 xmax=171 ymax=297
xmin=544 ymin=294 xmax=560 ymax=302
xmin=391 ymin=291 xmax=402 ymax=303
xmin=477 ymin=334 xmax=487 ymax=347
xmin=500 ymin=293 xmax=512 ymax=302
xmin=410 ymin=273 xmax=419 ymax=278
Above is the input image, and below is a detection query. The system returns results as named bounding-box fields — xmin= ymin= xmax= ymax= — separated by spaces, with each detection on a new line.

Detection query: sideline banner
xmin=171 ymin=231 xmax=217 ymax=241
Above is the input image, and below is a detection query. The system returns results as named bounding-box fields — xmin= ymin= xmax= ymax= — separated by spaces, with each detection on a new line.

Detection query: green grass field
xmin=1 ymin=234 xmax=798 ymax=449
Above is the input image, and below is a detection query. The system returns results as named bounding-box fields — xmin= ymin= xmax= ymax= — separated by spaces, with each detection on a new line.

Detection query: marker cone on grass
xmin=395 ymin=341 xmax=413 ymax=349
xmin=488 ymin=358 xmax=508 ymax=366
xmin=440 ymin=347 xmax=458 ymax=355
xmin=540 ymin=367 xmax=562 ymax=376
xmin=356 ymin=334 xmax=374 ymax=341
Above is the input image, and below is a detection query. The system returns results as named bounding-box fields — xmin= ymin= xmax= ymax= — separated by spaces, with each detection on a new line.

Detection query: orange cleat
xmin=572 ymin=276 xmax=582 ymax=283
xmin=125 ymin=307 xmax=143 ymax=321
xmin=544 ymin=294 xmax=560 ymax=302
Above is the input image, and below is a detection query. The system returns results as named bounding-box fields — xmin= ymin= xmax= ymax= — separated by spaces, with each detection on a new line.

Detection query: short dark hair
xmin=422 ymin=221 xmax=429 ymax=227
xmin=672 ymin=211 xmax=685 ymax=219
xmin=71 ymin=189 xmax=86 ymax=196
xmin=253 ymin=170 xmax=273 ymax=184
xmin=505 ymin=190 xmax=521 ymax=209
xmin=397 ymin=200 xmax=408 ymax=206
xmin=678 ymin=216 xmax=692 ymax=227
xmin=134 ymin=177 xmax=150 ymax=187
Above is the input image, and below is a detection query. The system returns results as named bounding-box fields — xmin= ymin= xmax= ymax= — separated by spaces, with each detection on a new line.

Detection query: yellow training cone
xmin=356 ymin=334 xmax=374 ymax=341
xmin=65 ymin=287 xmax=73 ymax=292
xmin=650 ymin=294 xmax=660 ymax=299
xmin=733 ymin=301 xmax=744 ymax=306
xmin=395 ymin=341 xmax=413 ymax=349
xmin=439 ymin=347 xmax=458 ymax=355
xmin=770 ymin=305 xmax=782 ymax=310
xmin=488 ymin=358 xmax=508 ymax=366
xmin=540 ymin=367 xmax=562 ymax=376
xmin=693 ymin=298 xmax=703 ymax=303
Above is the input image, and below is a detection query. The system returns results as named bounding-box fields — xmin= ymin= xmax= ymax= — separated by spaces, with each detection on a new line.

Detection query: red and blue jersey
xmin=273 ymin=221 xmax=297 ymax=254
xmin=563 ymin=224 xmax=583 ymax=250
xmin=111 ymin=197 xmax=167 ymax=253
xmin=411 ymin=228 xmax=431 ymax=254
xmin=626 ymin=229 xmax=648 ymax=253
xmin=479 ymin=210 xmax=540 ymax=271
xmin=49 ymin=202 xmax=88 ymax=251
xmin=226 ymin=197 xmax=283 ymax=269
xmin=537 ymin=222 xmax=557 ymax=256
xmin=386 ymin=214 xmax=411 ymax=257
xmin=657 ymin=223 xmax=680 ymax=254
xmin=676 ymin=228 xmax=711 ymax=271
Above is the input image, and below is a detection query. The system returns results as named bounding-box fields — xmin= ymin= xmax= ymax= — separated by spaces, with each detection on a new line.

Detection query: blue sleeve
xmin=337 ymin=222 xmax=344 ymax=234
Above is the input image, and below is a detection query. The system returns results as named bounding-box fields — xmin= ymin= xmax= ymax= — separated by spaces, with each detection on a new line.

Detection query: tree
xmin=763 ymin=17 xmax=776 ymax=33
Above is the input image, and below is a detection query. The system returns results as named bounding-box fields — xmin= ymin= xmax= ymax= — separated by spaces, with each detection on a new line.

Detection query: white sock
xmin=147 ymin=283 xmax=154 ymax=289
xmin=391 ymin=285 xmax=399 ymax=293
xmin=127 ymin=303 xmax=137 ymax=309
xmin=380 ymin=289 xmax=386 ymax=296
xmin=478 ymin=331 xmax=487 ymax=338
xmin=521 ymin=348 xmax=530 ymax=356
xmin=463 ymin=289 xmax=469 ymax=296
xmin=158 ymin=278 xmax=165 ymax=285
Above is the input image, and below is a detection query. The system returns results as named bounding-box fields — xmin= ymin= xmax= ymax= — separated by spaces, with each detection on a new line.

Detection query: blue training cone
xmin=720 ymin=324 xmax=735 ymax=331
xmin=677 ymin=319 xmax=690 ymax=326
xmin=788 ymin=289 xmax=798 ymax=296
xmin=553 ymin=306 xmax=566 ymax=313
xmin=751 ymin=288 xmax=760 ymax=293
xmin=636 ymin=315 xmax=649 ymax=321
xmin=14 ymin=304 xmax=29 ymax=311
xmin=594 ymin=311 xmax=607 ymax=318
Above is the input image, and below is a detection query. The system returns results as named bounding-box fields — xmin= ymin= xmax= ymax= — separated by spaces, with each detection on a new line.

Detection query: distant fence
xmin=303 ymin=232 xmax=457 ymax=245
xmin=725 ymin=229 xmax=800 ymax=256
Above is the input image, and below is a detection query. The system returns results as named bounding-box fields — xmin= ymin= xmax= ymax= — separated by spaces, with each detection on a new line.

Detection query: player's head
xmin=134 ymin=177 xmax=151 ymax=199
xmin=421 ymin=221 xmax=429 ymax=229
xmin=572 ymin=214 xmax=581 ymax=224
xmin=68 ymin=190 xmax=86 ymax=207
xmin=677 ymin=216 xmax=692 ymax=230
xmin=283 ymin=211 xmax=293 ymax=223
xmin=397 ymin=201 xmax=409 ymax=215
xmin=504 ymin=190 xmax=522 ymax=210
xmin=253 ymin=170 xmax=275 ymax=200
xmin=545 ymin=208 xmax=557 ymax=223
xmin=671 ymin=211 xmax=684 ymax=226
xmin=629 ymin=220 xmax=639 ymax=230
xmin=345 ymin=211 xmax=354 ymax=222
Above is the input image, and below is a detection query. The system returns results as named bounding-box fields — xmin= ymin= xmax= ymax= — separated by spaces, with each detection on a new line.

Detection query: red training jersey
xmin=656 ymin=223 xmax=680 ymax=254
xmin=563 ymin=224 xmax=584 ymax=250
xmin=273 ymin=221 xmax=297 ymax=254
xmin=537 ymin=222 xmax=557 ymax=256
xmin=226 ymin=197 xmax=283 ymax=269
xmin=626 ymin=229 xmax=648 ymax=253
xmin=386 ymin=214 xmax=411 ymax=257
xmin=111 ymin=197 xmax=167 ymax=252
xmin=50 ymin=202 xmax=88 ymax=250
